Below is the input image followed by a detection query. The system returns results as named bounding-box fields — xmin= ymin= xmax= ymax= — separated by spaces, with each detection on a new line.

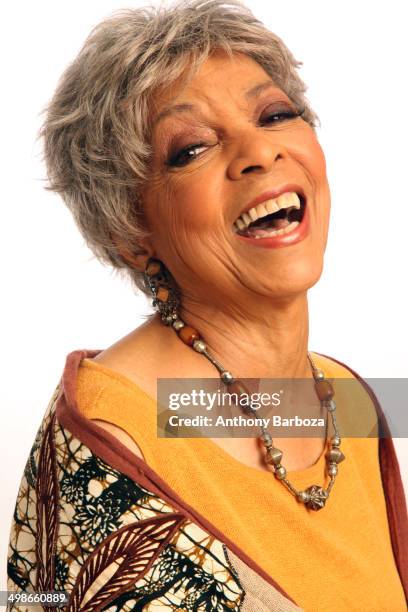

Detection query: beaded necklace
xmin=144 ymin=257 xmax=345 ymax=511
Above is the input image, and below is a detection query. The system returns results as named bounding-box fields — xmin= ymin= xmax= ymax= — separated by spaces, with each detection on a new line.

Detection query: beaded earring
xmin=143 ymin=257 xmax=181 ymax=324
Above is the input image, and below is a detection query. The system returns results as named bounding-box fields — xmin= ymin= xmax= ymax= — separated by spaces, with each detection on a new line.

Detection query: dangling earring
xmin=143 ymin=257 xmax=181 ymax=325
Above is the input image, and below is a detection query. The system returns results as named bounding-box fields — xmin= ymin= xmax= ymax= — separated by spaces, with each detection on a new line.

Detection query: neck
xmin=177 ymin=292 xmax=311 ymax=379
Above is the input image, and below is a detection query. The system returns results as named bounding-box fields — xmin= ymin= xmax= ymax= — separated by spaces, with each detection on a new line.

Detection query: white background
xmin=1 ymin=0 xmax=407 ymax=587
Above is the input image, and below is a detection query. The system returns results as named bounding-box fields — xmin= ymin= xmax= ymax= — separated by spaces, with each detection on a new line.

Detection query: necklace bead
xmin=275 ymin=465 xmax=287 ymax=480
xmin=297 ymin=490 xmax=311 ymax=503
xmin=328 ymin=463 xmax=338 ymax=477
xmin=314 ymin=379 xmax=335 ymax=401
xmin=193 ymin=339 xmax=207 ymax=353
xmin=326 ymin=448 xmax=345 ymax=464
xmin=261 ymin=430 xmax=273 ymax=446
xmin=172 ymin=319 xmax=185 ymax=331
xmin=304 ymin=485 xmax=328 ymax=510
xmin=221 ymin=371 xmax=234 ymax=384
xmin=265 ymin=447 xmax=283 ymax=466
xmin=178 ymin=325 xmax=200 ymax=346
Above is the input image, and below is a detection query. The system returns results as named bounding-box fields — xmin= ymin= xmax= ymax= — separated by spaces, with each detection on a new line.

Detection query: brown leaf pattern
xmin=7 ymin=386 xmax=248 ymax=610
xmin=68 ymin=514 xmax=184 ymax=611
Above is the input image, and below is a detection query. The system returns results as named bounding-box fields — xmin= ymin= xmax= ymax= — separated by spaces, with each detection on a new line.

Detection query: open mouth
xmin=233 ymin=191 xmax=306 ymax=239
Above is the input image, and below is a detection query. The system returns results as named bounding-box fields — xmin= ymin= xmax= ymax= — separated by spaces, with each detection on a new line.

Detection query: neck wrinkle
xmin=178 ymin=292 xmax=311 ymax=379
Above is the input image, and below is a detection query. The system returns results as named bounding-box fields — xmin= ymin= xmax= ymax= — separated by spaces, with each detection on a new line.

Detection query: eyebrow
xmin=154 ymin=79 xmax=277 ymax=125
xmin=245 ymin=79 xmax=278 ymax=100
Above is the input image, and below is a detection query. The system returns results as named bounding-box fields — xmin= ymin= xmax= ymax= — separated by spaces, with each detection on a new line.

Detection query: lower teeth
xmin=248 ymin=221 xmax=299 ymax=239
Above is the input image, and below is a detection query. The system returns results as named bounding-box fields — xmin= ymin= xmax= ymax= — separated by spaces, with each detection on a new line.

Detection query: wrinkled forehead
xmin=148 ymin=49 xmax=282 ymax=125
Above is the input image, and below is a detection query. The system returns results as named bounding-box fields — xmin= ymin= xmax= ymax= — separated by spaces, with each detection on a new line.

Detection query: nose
xmin=227 ymin=132 xmax=286 ymax=180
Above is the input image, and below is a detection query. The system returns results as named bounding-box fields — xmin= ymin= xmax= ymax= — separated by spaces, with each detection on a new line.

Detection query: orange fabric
xmin=75 ymin=352 xmax=406 ymax=611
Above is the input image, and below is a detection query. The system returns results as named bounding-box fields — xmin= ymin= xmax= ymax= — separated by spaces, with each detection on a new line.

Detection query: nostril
xmin=242 ymin=165 xmax=263 ymax=174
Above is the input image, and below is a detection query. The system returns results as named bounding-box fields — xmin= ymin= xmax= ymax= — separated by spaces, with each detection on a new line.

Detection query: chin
xmin=266 ymin=260 xmax=324 ymax=298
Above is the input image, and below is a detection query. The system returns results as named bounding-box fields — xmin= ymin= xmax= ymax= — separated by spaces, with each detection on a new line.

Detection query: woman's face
xmin=141 ymin=50 xmax=330 ymax=308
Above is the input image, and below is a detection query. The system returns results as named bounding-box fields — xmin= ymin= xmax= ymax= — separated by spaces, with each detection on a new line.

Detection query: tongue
xmin=251 ymin=217 xmax=290 ymax=231
xmin=269 ymin=218 xmax=290 ymax=229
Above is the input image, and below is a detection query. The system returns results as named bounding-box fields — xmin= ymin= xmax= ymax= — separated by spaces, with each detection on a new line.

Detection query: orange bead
xmin=315 ymin=379 xmax=334 ymax=401
xmin=146 ymin=261 xmax=161 ymax=276
xmin=178 ymin=325 xmax=200 ymax=346
xmin=156 ymin=286 xmax=169 ymax=302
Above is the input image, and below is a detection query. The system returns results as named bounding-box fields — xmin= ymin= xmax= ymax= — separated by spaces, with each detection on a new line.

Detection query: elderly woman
xmin=7 ymin=0 xmax=407 ymax=610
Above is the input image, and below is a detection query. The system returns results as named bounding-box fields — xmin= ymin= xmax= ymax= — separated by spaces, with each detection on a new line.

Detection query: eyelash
xmin=166 ymin=108 xmax=304 ymax=168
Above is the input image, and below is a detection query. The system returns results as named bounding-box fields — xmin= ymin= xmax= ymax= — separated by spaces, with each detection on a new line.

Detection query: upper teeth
xmin=234 ymin=191 xmax=301 ymax=232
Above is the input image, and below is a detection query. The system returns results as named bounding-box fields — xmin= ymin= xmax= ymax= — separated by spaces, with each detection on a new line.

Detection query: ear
xmin=112 ymin=233 xmax=155 ymax=273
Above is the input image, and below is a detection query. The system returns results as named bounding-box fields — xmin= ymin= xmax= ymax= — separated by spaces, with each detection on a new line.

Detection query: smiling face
xmin=139 ymin=50 xmax=330 ymax=310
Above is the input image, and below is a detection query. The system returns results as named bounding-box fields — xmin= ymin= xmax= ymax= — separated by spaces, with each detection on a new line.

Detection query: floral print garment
xmin=7 ymin=383 xmax=302 ymax=611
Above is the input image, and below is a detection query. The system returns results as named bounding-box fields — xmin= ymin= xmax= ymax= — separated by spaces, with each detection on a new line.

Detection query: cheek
xmin=151 ymin=173 xmax=224 ymax=237
xmin=291 ymin=127 xmax=330 ymax=223
xmin=290 ymin=125 xmax=328 ymax=183
xmin=143 ymin=190 xmax=233 ymax=296
xmin=143 ymin=180 xmax=224 ymax=269
xmin=308 ymin=139 xmax=329 ymax=190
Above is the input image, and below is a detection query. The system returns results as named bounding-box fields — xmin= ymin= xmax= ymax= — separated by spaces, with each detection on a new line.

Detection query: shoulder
xmin=75 ymin=356 xmax=156 ymax=464
xmin=73 ymin=314 xmax=172 ymax=415
xmin=87 ymin=313 xmax=181 ymax=399
xmin=310 ymin=351 xmax=358 ymax=378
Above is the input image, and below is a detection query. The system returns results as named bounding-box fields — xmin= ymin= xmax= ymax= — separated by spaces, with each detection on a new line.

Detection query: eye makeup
xmin=154 ymin=92 xmax=303 ymax=169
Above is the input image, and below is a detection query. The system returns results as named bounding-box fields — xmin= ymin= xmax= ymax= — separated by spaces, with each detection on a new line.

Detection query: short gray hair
xmin=40 ymin=0 xmax=319 ymax=295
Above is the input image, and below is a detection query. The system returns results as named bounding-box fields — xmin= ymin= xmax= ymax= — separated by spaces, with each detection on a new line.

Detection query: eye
xmin=166 ymin=142 xmax=209 ymax=168
xmin=260 ymin=106 xmax=305 ymax=126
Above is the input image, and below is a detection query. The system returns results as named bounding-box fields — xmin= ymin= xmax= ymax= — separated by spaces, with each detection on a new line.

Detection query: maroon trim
xmin=36 ymin=413 xmax=59 ymax=592
xmin=56 ymin=349 xmax=299 ymax=606
xmin=316 ymin=352 xmax=408 ymax=601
